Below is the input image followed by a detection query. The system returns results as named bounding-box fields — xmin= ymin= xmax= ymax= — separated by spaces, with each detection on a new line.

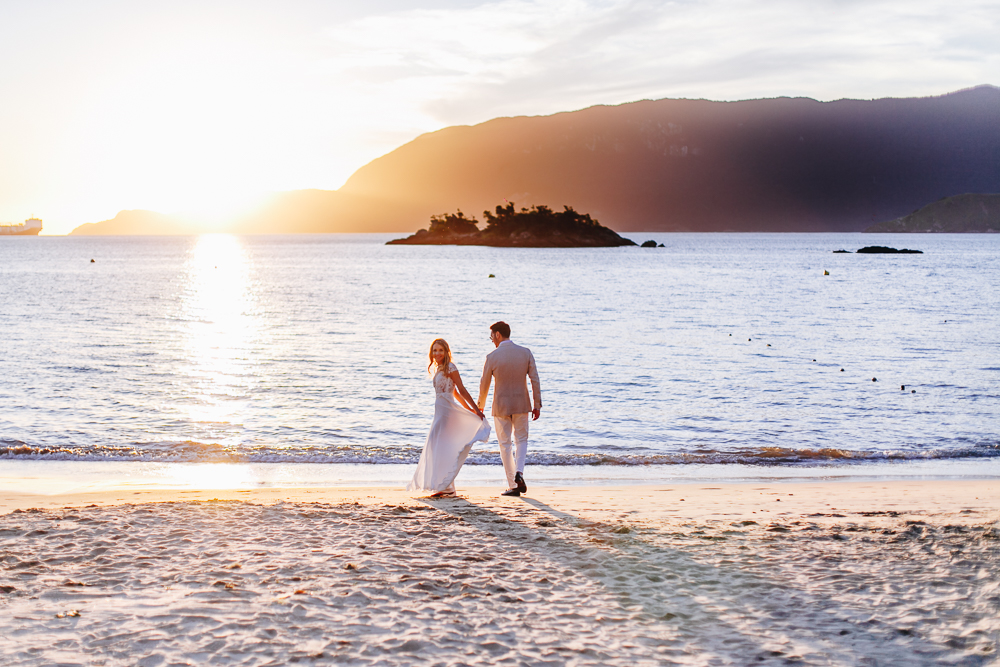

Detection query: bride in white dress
xmin=407 ymin=338 xmax=490 ymax=498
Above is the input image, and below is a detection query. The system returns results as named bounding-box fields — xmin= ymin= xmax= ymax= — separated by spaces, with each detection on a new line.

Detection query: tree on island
xmin=387 ymin=203 xmax=635 ymax=247
xmin=427 ymin=210 xmax=480 ymax=237
xmin=480 ymin=203 xmax=598 ymax=242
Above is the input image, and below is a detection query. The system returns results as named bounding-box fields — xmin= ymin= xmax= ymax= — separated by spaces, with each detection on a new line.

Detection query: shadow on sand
xmin=419 ymin=494 xmax=949 ymax=666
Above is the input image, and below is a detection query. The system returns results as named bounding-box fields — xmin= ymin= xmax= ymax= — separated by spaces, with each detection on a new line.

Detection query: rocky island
xmin=832 ymin=246 xmax=923 ymax=253
xmin=386 ymin=203 xmax=636 ymax=247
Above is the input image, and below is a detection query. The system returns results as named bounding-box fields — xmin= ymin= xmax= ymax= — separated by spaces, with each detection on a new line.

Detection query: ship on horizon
xmin=0 ymin=218 xmax=43 ymax=236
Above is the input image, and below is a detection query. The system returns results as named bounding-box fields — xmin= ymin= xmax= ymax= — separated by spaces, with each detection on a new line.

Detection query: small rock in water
xmin=911 ymin=389 xmax=916 ymax=393
xmin=857 ymin=246 xmax=923 ymax=254
xmin=901 ymin=385 xmax=906 ymax=390
xmin=766 ymin=344 xmax=771 ymax=347
xmin=840 ymin=368 xmax=844 ymax=372
xmin=641 ymin=240 xmax=658 ymax=248
xmin=872 ymin=377 xmax=877 ymax=382
xmin=90 ymin=259 xmax=95 ymax=263
xmin=488 ymin=274 xmax=495 ymax=278
xmin=823 ymin=270 xmax=830 ymax=275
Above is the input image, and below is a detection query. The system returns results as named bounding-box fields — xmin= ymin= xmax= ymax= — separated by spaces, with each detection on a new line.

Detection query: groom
xmin=478 ymin=321 xmax=541 ymax=497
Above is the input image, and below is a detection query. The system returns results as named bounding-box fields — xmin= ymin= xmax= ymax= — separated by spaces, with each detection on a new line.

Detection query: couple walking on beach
xmin=407 ymin=321 xmax=542 ymax=499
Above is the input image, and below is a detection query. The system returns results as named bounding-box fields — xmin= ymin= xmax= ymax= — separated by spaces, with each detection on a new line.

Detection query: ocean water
xmin=1 ymin=233 xmax=998 ymax=475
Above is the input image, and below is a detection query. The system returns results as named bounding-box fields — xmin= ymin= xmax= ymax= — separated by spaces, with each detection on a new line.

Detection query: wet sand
xmin=1 ymin=480 xmax=998 ymax=665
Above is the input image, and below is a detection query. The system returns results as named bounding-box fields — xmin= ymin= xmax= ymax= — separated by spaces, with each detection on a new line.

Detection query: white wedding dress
xmin=407 ymin=362 xmax=491 ymax=494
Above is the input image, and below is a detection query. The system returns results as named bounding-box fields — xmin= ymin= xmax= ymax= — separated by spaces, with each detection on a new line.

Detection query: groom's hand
xmin=531 ymin=408 xmax=540 ymax=421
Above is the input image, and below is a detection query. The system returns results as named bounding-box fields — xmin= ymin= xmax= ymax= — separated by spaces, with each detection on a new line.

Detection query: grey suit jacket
xmin=478 ymin=340 xmax=542 ymax=417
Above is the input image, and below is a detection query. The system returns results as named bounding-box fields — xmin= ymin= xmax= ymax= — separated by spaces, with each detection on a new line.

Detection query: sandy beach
xmin=1 ymin=479 xmax=998 ymax=666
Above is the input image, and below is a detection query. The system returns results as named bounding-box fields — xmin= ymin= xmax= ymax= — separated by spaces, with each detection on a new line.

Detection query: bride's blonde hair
xmin=428 ymin=338 xmax=453 ymax=374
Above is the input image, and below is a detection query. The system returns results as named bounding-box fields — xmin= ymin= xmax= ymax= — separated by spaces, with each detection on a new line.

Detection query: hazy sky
xmin=2 ymin=0 xmax=997 ymax=234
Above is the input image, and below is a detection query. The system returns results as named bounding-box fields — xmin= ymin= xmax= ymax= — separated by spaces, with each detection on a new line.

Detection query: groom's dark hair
xmin=490 ymin=321 xmax=511 ymax=338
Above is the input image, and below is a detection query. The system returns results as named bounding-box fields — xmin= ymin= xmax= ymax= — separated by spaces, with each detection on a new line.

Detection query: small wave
xmin=1 ymin=440 xmax=998 ymax=466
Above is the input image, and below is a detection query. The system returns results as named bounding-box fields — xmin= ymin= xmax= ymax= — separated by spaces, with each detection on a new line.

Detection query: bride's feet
xmin=429 ymin=490 xmax=458 ymax=499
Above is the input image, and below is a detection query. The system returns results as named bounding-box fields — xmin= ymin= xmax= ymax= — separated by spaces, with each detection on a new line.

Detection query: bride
xmin=407 ymin=338 xmax=490 ymax=498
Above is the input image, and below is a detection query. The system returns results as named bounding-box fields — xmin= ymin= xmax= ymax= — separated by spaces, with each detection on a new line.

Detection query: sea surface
xmin=1 ymin=233 xmax=998 ymax=479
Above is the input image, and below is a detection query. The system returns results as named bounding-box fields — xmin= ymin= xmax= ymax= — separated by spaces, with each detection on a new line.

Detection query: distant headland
xmin=387 ymin=204 xmax=636 ymax=247
xmin=70 ymin=210 xmax=199 ymax=235
xmin=864 ymin=193 xmax=1000 ymax=233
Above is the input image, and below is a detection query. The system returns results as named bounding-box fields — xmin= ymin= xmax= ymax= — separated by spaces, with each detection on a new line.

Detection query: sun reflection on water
xmin=182 ymin=234 xmax=260 ymax=442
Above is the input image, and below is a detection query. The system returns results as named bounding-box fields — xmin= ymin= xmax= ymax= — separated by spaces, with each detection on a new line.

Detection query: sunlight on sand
xmin=157 ymin=462 xmax=257 ymax=489
xmin=1 ymin=482 xmax=997 ymax=665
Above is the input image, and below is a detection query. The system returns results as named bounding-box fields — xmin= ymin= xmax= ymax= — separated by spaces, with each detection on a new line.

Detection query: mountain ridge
xmin=71 ymin=86 xmax=1000 ymax=235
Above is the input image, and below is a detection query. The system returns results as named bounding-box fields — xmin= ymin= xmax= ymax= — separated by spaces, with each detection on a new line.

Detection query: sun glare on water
xmin=181 ymin=234 xmax=261 ymax=440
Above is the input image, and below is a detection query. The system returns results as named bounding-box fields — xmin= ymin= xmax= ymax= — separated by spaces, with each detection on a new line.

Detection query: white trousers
xmin=494 ymin=413 xmax=529 ymax=489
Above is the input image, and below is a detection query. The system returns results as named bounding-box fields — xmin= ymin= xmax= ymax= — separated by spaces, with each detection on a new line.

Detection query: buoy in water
xmin=911 ymin=389 xmax=916 ymax=393
xmin=901 ymin=385 xmax=905 ymax=390
xmin=872 ymin=377 xmax=877 ymax=382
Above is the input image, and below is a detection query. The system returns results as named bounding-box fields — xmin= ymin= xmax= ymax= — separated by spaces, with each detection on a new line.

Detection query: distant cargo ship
xmin=0 ymin=218 xmax=43 ymax=235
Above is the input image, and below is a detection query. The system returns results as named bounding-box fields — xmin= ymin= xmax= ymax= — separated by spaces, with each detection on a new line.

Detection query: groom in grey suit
xmin=478 ymin=321 xmax=541 ymax=497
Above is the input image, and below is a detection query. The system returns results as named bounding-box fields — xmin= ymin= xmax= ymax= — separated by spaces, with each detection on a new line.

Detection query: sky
xmin=1 ymin=0 xmax=997 ymax=235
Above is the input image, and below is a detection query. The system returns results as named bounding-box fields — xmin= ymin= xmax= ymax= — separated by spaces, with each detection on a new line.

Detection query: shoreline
xmin=3 ymin=477 xmax=999 ymax=517
xmin=4 ymin=457 xmax=1000 ymax=502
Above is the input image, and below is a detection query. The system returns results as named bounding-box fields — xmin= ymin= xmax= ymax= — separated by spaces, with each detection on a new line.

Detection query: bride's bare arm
xmin=448 ymin=370 xmax=485 ymax=419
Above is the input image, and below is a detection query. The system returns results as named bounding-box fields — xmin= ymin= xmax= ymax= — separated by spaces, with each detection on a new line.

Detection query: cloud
xmin=326 ymin=0 xmax=1000 ymax=126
